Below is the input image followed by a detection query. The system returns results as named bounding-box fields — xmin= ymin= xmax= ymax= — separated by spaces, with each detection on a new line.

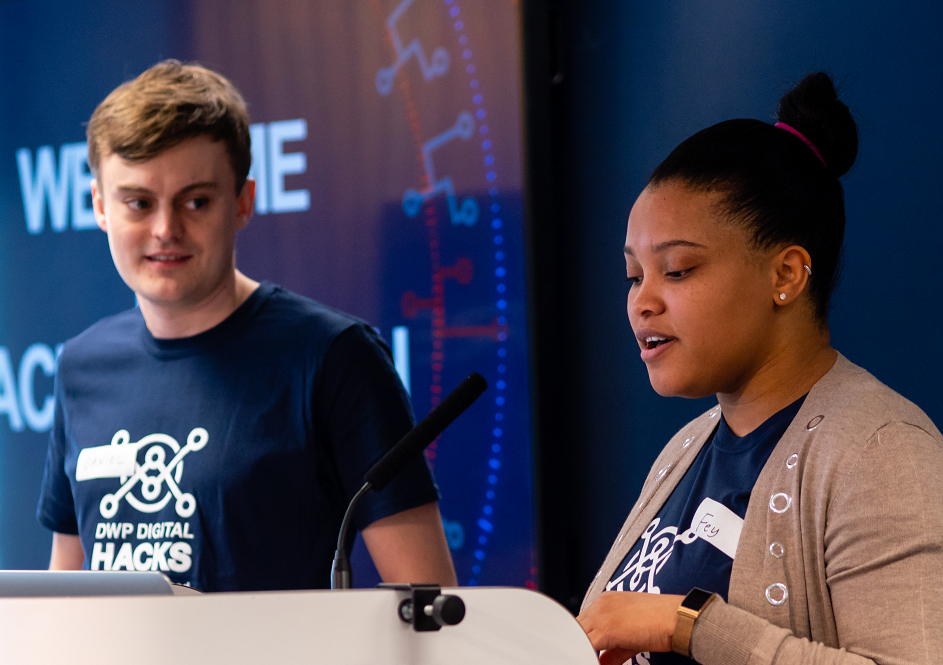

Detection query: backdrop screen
xmin=0 ymin=0 xmax=535 ymax=587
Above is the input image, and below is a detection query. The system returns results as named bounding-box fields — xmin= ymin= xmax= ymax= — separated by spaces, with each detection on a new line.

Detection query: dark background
xmin=1 ymin=0 xmax=941 ymax=609
xmin=0 ymin=0 xmax=535 ymax=588
xmin=526 ymin=0 xmax=943 ymax=611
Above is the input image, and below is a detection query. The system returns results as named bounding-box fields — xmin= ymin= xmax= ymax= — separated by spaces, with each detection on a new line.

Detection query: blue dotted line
xmin=446 ymin=0 xmax=506 ymax=587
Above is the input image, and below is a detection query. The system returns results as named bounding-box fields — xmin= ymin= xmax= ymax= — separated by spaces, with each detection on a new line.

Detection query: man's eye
xmin=186 ymin=197 xmax=209 ymax=210
xmin=666 ymin=268 xmax=692 ymax=279
xmin=126 ymin=199 xmax=150 ymax=211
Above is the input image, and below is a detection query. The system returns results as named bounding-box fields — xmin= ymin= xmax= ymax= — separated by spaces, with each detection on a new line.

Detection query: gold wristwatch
xmin=671 ymin=587 xmax=718 ymax=657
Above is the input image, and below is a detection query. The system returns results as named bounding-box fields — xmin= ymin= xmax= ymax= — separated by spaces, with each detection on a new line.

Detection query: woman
xmin=576 ymin=73 xmax=943 ymax=665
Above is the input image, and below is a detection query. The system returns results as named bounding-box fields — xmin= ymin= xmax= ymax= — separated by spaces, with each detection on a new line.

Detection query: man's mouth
xmin=146 ymin=254 xmax=190 ymax=262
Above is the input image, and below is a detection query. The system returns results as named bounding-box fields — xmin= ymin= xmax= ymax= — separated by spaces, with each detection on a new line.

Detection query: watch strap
xmin=671 ymin=588 xmax=718 ymax=657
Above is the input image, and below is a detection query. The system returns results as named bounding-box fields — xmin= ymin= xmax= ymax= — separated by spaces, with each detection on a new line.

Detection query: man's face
xmin=92 ymin=136 xmax=254 ymax=314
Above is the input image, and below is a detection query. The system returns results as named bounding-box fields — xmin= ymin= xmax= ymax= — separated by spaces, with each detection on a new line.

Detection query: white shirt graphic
xmin=76 ymin=427 xmax=208 ymax=518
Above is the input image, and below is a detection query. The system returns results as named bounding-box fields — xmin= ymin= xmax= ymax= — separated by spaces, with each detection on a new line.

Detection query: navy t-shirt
xmin=606 ymin=396 xmax=805 ymax=665
xmin=37 ymin=281 xmax=438 ymax=591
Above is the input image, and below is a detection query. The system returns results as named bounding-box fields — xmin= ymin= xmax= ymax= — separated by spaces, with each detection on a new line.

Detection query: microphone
xmin=366 ymin=372 xmax=488 ymax=491
xmin=331 ymin=372 xmax=488 ymax=590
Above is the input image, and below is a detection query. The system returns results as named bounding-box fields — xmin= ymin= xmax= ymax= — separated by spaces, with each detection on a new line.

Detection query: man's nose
xmin=151 ymin=206 xmax=182 ymax=241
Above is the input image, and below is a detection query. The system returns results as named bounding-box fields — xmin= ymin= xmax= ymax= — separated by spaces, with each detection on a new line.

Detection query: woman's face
xmin=625 ymin=182 xmax=779 ymax=398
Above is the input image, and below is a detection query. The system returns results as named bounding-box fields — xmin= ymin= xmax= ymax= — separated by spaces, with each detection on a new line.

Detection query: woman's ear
xmin=772 ymin=245 xmax=812 ymax=306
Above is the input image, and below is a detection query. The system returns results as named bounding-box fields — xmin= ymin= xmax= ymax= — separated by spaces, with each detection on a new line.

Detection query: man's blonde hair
xmin=87 ymin=59 xmax=251 ymax=191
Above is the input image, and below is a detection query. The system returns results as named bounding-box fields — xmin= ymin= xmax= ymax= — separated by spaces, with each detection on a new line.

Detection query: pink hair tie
xmin=774 ymin=122 xmax=827 ymax=168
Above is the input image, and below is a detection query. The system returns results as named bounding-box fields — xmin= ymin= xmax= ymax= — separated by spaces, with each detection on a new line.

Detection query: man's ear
xmin=91 ymin=179 xmax=107 ymax=232
xmin=236 ymin=178 xmax=256 ymax=230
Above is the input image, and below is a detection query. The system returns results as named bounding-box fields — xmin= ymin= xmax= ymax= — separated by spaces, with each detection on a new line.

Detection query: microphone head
xmin=465 ymin=372 xmax=488 ymax=395
xmin=451 ymin=373 xmax=488 ymax=407
xmin=364 ymin=372 xmax=488 ymax=491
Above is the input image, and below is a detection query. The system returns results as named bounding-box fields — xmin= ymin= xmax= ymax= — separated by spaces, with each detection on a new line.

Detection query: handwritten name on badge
xmin=690 ymin=497 xmax=743 ymax=559
xmin=76 ymin=443 xmax=141 ymax=481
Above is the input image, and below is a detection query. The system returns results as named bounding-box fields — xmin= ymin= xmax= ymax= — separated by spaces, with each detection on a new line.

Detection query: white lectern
xmin=0 ymin=585 xmax=598 ymax=664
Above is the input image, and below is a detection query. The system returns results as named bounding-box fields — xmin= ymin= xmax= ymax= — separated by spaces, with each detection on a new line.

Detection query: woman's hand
xmin=576 ymin=591 xmax=684 ymax=665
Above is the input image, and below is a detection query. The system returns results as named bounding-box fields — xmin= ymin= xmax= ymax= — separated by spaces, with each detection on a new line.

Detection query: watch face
xmin=681 ymin=588 xmax=715 ymax=611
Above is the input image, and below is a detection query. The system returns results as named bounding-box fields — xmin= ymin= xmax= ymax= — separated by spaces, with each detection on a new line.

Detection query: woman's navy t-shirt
xmin=606 ymin=396 xmax=805 ymax=665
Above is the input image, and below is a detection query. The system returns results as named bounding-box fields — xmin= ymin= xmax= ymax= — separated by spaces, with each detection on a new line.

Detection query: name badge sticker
xmin=690 ymin=497 xmax=744 ymax=560
xmin=76 ymin=443 xmax=141 ymax=481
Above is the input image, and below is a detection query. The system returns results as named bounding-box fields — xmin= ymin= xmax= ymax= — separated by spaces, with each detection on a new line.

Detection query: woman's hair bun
xmin=776 ymin=72 xmax=858 ymax=178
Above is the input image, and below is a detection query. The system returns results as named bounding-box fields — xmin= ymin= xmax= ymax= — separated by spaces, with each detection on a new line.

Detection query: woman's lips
xmin=636 ymin=333 xmax=676 ymax=361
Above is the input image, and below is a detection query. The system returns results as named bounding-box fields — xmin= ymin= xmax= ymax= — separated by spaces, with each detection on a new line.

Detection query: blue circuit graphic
xmin=376 ymin=0 xmax=450 ymax=95
xmin=401 ymin=111 xmax=479 ymax=227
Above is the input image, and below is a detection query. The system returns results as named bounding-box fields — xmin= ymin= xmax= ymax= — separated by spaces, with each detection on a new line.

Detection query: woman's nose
xmin=630 ymin=278 xmax=664 ymax=319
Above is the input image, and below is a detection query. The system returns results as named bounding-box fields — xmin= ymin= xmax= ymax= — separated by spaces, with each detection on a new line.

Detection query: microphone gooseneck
xmin=331 ymin=482 xmax=372 ymax=590
xmin=330 ymin=372 xmax=488 ymax=590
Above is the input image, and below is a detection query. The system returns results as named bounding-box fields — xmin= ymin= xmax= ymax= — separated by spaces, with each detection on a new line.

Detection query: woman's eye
xmin=666 ymin=268 xmax=692 ymax=279
xmin=625 ymin=276 xmax=642 ymax=287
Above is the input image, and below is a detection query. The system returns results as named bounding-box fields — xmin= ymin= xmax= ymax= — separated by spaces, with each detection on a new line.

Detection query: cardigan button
xmin=682 ymin=436 xmax=693 ymax=449
xmin=655 ymin=464 xmax=671 ymax=481
xmin=786 ymin=454 xmax=799 ymax=469
xmin=708 ymin=406 xmax=720 ymax=419
xmin=766 ymin=583 xmax=788 ymax=606
xmin=769 ymin=542 xmax=784 ymax=558
xmin=806 ymin=415 xmax=824 ymax=430
xmin=769 ymin=493 xmax=792 ymax=514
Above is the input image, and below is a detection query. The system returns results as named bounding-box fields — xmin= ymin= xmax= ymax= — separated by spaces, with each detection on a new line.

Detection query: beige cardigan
xmin=582 ymin=355 xmax=943 ymax=665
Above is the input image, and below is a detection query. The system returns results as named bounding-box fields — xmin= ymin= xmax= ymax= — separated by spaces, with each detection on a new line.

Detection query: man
xmin=36 ymin=60 xmax=456 ymax=591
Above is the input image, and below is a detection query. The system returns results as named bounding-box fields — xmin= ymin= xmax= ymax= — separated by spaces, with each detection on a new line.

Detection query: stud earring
xmin=779 ymin=293 xmax=787 ymax=301
xmin=803 ymin=265 xmax=812 ymax=276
